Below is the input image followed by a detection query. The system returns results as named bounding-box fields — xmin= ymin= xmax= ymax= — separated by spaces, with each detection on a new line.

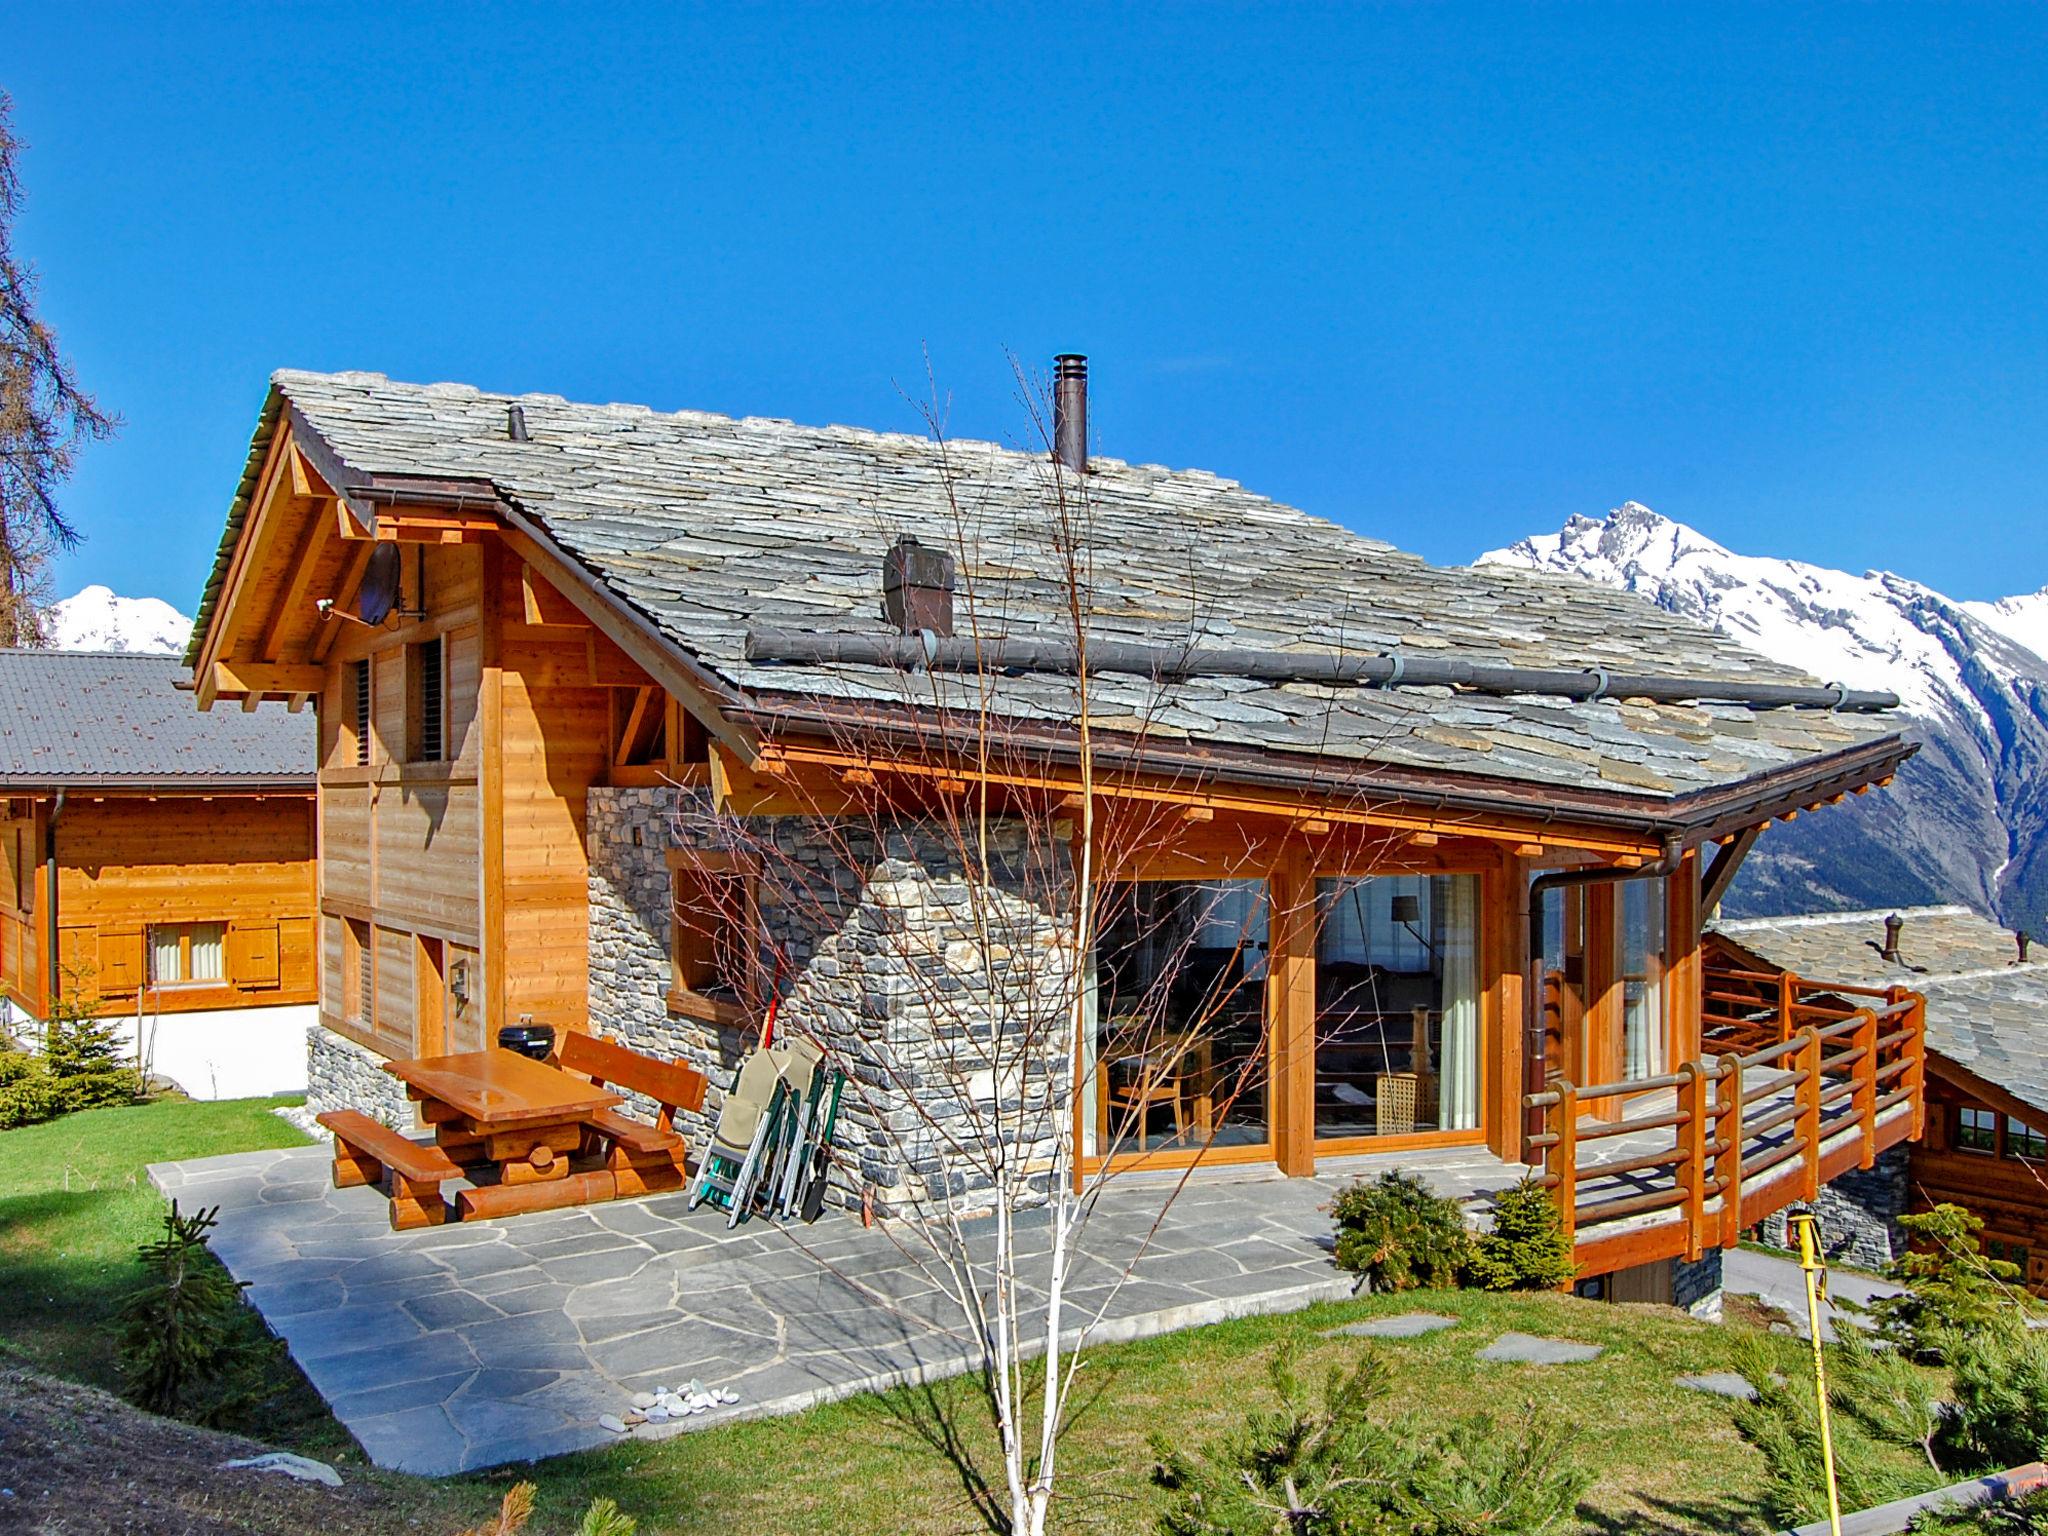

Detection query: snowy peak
xmin=1480 ymin=505 xmax=2044 ymax=721
xmin=1966 ymin=587 xmax=2048 ymax=663
xmin=41 ymin=586 xmax=192 ymax=655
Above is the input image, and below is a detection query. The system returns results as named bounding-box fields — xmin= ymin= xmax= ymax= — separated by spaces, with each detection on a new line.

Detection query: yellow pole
xmin=1791 ymin=1212 xmax=1843 ymax=1536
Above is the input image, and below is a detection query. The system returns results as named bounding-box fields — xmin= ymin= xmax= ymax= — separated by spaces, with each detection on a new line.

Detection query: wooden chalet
xmin=0 ymin=650 xmax=317 ymax=1098
xmin=184 ymin=364 xmax=1928 ymax=1283
xmin=1712 ymin=905 xmax=2048 ymax=1288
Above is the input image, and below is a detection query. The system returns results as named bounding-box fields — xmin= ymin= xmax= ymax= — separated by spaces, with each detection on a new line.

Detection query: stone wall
xmin=1673 ymin=1249 xmax=1725 ymax=1320
xmin=305 ymin=1024 xmax=414 ymax=1129
xmin=585 ymin=785 xmax=1075 ymax=1220
xmin=1758 ymin=1144 xmax=1909 ymax=1271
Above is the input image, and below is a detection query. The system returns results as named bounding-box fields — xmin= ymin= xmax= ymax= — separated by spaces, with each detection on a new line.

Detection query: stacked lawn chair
xmin=689 ymin=1036 xmax=846 ymax=1228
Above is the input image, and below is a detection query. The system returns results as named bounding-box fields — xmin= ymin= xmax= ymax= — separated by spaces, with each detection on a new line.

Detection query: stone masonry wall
xmin=1758 ymin=1144 xmax=1909 ymax=1271
xmin=586 ymin=785 xmax=1075 ymax=1220
xmin=1673 ymin=1249 xmax=1725 ymax=1320
xmin=306 ymin=1024 xmax=414 ymax=1129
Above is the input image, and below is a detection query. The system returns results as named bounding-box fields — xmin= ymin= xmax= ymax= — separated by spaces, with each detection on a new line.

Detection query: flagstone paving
xmin=1475 ymin=1330 xmax=1605 ymax=1364
xmin=1324 ymin=1311 xmax=1460 ymax=1339
xmin=151 ymin=1144 xmax=1510 ymax=1475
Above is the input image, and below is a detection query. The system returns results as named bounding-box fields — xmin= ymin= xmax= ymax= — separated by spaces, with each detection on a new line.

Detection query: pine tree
xmin=42 ymin=991 xmax=141 ymax=1110
xmin=1468 ymin=1174 xmax=1578 ymax=1292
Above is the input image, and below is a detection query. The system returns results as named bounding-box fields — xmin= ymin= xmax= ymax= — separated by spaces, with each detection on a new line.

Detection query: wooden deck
xmin=1528 ymin=968 xmax=1927 ymax=1276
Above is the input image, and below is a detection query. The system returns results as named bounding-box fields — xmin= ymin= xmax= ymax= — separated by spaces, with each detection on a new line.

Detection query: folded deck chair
xmin=687 ymin=1047 xmax=784 ymax=1217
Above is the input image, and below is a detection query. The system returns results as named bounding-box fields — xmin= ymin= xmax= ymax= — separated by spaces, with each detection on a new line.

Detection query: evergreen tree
xmin=1468 ymin=1175 xmax=1577 ymax=1292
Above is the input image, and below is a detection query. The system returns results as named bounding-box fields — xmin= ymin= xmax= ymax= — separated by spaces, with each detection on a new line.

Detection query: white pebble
xmin=630 ymin=1391 xmax=658 ymax=1410
xmin=598 ymin=1414 xmax=627 ymax=1435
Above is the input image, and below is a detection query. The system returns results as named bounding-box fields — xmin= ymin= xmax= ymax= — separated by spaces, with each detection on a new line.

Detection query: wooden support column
xmin=1486 ymin=851 xmax=1530 ymax=1162
xmin=479 ymin=540 xmax=507 ymax=1042
xmin=1665 ymin=851 xmax=1703 ymax=1069
xmin=1584 ymin=882 xmax=1622 ymax=1115
xmin=1268 ymin=844 xmax=1317 ymax=1178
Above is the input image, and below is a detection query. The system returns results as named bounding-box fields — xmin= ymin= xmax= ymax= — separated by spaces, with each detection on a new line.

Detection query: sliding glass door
xmin=1313 ymin=874 xmax=1481 ymax=1142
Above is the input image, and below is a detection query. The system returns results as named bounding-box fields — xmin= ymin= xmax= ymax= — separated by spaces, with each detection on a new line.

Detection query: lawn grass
xmin=0 ymin=1096 xmax=1947 ymax=1534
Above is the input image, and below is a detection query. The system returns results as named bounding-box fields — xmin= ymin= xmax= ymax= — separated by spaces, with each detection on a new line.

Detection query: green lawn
xmin=0 ymin=1096 xmax=1945 ymax=1535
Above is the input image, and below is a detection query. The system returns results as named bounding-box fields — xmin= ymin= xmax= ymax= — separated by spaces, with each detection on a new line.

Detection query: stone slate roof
xmin=197 ymin=369 xmax=1906 ymax=803
xmin=1714 ymin=905 xmax=2048 ymax=1119
xmin=0 ymin=650 xmax=314 ymax=786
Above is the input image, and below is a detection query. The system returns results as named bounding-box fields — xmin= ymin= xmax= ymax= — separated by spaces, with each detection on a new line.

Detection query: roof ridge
xmin=1714 ymin=903 xmax=1981 ymax=931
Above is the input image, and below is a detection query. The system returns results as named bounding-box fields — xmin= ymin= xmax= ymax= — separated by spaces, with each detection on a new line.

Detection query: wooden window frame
xmin=665 ymin=848 xmax=759 ymax=1028
xmin=1957 ymin=1104 xmax=1999 ymax=1154
xmin=2006 ymin=1115 xmax=2048 ymax=1163
xmin=147 ymin=921 xmax=228 ymax=989
xmin=407 ymin=635 xmax=447 ymax=764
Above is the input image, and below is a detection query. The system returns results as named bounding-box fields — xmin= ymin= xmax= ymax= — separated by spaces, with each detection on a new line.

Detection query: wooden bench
xmin=557 ymin=1032 xmax=707 ymax=1197
xmin=316 ymin=1109 xmax=461 ymax=1230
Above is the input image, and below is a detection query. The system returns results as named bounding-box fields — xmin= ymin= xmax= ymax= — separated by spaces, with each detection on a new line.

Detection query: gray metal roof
xmin=0 ymin=650 xmax=314 ymax=786
xmin=1714 ymin=905 xmax=2048 ymax=1119
xmin=196 ymin=369 xmax=1907 ymax=803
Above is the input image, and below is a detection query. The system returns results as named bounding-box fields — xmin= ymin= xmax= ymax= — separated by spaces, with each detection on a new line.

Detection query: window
xmin=148 ymin=922 xmax=225 ymax=986
xmin=343 ymin=918 xmax=373 ymax=1024
xmin=408 ymin=637 xmax=445 ymax=762
xmin=667 ymin=850 xmax=758 ymax=1023
xmin=2008 ymin=1117 xmax=2048 ymax=1162
xmin=1958 ymin=1106 xmax=1999 ymax=1153
xmin=350 ymin=659 xmax=372 ymax=766
xmin=1988 ymin=1238 xmax=2031 ymax=1272
xmin=1619 ymin=879 xmax=1667 ymax=1081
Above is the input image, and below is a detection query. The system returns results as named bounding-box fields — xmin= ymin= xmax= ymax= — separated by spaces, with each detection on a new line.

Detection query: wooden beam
xmin=195 ymin=426 xmax=308 ymax=708
xmin=1269 ymin=844 xmax=1317 ymax=1178
xmin=257 ymin=499 xmax=337 ymax=663
xmin=311 ymin=542 xmax=377 ymax=663
xmin=521 ymin=562 xmax=587 ymax=627
xmin=613 ymin=686 xmax=658 ymax=769
xmin=1700 ymin=824 xmax=1764 ymax=915
xmin=212 ymin=661 xmax=327 ymax=697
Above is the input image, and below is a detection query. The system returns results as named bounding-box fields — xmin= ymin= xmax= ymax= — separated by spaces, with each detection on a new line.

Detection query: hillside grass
xmin=0 ymin=1095 xmax=1946 ymax=1533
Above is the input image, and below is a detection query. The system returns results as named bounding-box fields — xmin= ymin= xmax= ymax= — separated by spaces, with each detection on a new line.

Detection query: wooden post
xmin=1717 ymin=1053 xmax=1746 ymax=1247
xmin=1548 ymin=1076 xmax=1579 ymax=1250
xmin=1267 ymin=845 xmax=1317 ymax=1178
xmin=1797 ymin=1025 xmax=1823 ymax=1199
xmin=479 ymin=540 xmax=507 ymax=1042
xmin=1903 ymin=988 xmax=1928 ymax=1137
xmin=1585 ymin=882 xmax=1622 ymax=1116
xmin=1853 ymin=1007 xmax=1879 ymax=1168
xmin=1676 ymin=1059 xmax=1709 ymax=1260
xmin=1778 ymin=969 xmax=1797 ymax=1044
xmin=1665 ymin=852 xmax=1703 ymax=1070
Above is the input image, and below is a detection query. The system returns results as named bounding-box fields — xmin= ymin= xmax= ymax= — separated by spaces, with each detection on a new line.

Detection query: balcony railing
xmin=1523 ymin=973 xmax=1927 ymax=1274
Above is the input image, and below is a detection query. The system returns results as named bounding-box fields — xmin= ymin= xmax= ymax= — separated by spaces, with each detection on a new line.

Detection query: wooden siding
xmin=1915 ymin=1071 xmax=2048 ymax=1294
xmin=0 ymin=793 xmax=316 ymax=1018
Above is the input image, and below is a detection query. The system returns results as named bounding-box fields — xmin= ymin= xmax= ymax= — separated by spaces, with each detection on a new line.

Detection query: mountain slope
xmin=41 ymin=586 xmax=191 ymax=654
xmin=1480 ymin=505 xmax=2048 ymax=935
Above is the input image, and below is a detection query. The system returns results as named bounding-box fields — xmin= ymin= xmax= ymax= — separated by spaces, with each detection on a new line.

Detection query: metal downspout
xmin=1520 ymin=833 xmax=1686 ymax=1157
xmin=43 ymin=789 xmax=65 ymax=1021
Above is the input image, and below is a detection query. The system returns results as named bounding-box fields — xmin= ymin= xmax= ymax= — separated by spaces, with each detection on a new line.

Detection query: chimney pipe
xmin=2021 ymin=930 xmax=2034 ymax=965
xmin=1053 ymin=354 xmax=1088 ymax=474
xmin=1881 ymin=912 xmax=1905 ymax=963
xmin=507 ymin=403 xmax=530 ymax=442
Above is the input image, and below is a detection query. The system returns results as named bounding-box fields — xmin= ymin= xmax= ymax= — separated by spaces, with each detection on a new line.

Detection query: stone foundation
xmin=1674 ymin=1249 xmax=1725 ymax=1320
xmin=1758 ymin=1144 xmax=1908 ymax=1271
xmin=305 ymin=1024 xmax=414 ymax=1129
xmin=586 ymin=786 xmax=1074 ymax=1220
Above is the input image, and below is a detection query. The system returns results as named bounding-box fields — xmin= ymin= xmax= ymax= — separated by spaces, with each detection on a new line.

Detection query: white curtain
xmin=150 ymin=928 xmax=181 ymax=984
xmin=1621 ymin=881 xmax=1666 ymax=1080
xmin=190 ymin=923 xmax=225 ymax=982
xmin=1437 ymin=876 xmax=1480 ymax=1131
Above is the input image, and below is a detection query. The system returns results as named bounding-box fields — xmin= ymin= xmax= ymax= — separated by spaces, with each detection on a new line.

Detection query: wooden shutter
xmin=97 ymin=928 xmax=144 ymax=993
xmin=228 ymin=922 xmax=281 ymax=989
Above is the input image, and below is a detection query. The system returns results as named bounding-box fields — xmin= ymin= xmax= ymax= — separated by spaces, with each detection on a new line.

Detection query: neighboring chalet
xmin=1711 ymin=905 xmax=2048 ymax=1286
xmin=184 ymin=364 xmax=1927 ymax=1291
xmin=0 ymin=650 xmax=317 ymax=1098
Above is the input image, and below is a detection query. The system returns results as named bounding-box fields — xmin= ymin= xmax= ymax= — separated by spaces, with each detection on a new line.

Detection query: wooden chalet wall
xmin=1915 ymin=1067 xmax=2048 ymax=1294
xmin=3 ymin=793 xmax=314 ymax=1019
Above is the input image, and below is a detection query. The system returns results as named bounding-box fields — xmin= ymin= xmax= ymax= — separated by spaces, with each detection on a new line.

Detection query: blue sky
xmin=9 ymin=3 xmax=2047 ymax=610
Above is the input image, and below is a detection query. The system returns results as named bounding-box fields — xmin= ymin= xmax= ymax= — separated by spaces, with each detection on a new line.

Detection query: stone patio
xmin=149 ymin=1143 xmax=1489 ymax=1475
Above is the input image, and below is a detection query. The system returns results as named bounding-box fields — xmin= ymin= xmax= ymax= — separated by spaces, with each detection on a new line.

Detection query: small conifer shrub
xmin=1329 ymin=1170 xmax=1472 ymax=1291
xmin=1468 ymin=1174 xmax=1578 ymax=1292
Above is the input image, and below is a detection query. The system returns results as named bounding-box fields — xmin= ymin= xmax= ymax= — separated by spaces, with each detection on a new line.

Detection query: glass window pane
xmin=1314 ymin=873 xmax=1479 ymax=1139
xmin=1959 ymin=1107 xmax=1998 ymax=1152
xmin=2007 ymin=1117 xmax=2046 ymax=1161
xmin=151 ymin=927 xmax=183 ymax=983
xmin=1621 ymin=880 xmax=1666 ymax=1080
xmin=188 ymin=923 xmax=224 ymax=982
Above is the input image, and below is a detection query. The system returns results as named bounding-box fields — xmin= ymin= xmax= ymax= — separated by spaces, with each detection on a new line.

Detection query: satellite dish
xmin=357 ymin=544 xmax=403 ymax=626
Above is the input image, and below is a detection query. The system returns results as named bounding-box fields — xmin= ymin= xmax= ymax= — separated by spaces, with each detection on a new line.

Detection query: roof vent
xmin=1881 ymin=912 xmax=1905 ymax=964
xmin=507 ymin=403 xmax=530 ymax=442
xmin=882 ymin=535 xmax=955 ymax=638
xmin=1053 ymin=354 xmax=1088 ymax=474
xmin=2020 ymin=930 xmax=2034 ymax=965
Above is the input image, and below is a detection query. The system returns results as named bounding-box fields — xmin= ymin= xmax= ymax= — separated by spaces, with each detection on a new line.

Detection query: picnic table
xmin=385 ymin=1047 xmax=623 ymax=1220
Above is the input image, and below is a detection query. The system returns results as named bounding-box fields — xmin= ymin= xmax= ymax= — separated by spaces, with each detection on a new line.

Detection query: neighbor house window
xmin=2007 ymin=1118 xmax=2048 ymax=1162
xmin=1988 ymin=1238 xmax=2030 ymax=1271
xmin=1958 ymin=1106 xmax=1999 ymax=1153
xmin=666 ymin=850 xmax=758 ymax=1024
xmin=408 ymin=636 xmax=445 ymax=762
xmin=343 ymin=918 xmax=373 ymax=1024
xmin=350 ymin=659 xmax=372 ymax=766
xmin=149 ymin=922 xmax=225 ymax=986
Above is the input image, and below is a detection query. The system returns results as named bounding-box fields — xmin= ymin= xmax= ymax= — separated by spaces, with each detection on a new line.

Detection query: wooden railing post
xmin=1717 ymin=1053 xmax=1745 ymax=1247
xmin=1853 ymin=1006 xmax=1879 ymax=1168
xmin=1778 ymin=970 xmax=1797 ymax=1043
xmin=1551 ymin=1077 xmax=1578 ymax=1250
xmin=1894 ymin=986 xmax=1928 ymax=1139
xmin=1797 ymin=1025 xmax=1823 ymax=1198
xmin=1676 ymin=1060 xmax=1708 ymax=1260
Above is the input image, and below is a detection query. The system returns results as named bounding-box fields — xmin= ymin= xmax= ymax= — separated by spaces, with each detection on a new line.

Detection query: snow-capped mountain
xmin=41 ymin=585 xmax=192 ymax=654
xmin=1481 ymin=504 xmax=2048 ymax=935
